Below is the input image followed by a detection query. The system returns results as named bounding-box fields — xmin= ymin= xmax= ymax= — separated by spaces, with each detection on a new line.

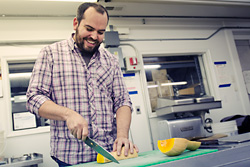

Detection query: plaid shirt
xmin=26 ymin=34 xmax=132 ymax=165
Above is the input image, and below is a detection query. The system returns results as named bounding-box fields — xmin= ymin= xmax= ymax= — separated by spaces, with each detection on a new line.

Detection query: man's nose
xmin=90 ymin=31 xmax=98 ymax=40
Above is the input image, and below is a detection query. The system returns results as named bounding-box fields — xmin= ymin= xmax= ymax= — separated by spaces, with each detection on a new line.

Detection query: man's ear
xmin=73 ymin=17 xmax=78 ymax=31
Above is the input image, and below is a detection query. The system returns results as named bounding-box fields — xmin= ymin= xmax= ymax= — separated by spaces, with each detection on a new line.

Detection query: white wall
xmin=0 ymin=15 xmax=250 ymax=167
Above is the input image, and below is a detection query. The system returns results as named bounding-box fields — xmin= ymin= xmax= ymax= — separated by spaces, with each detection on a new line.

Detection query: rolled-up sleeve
xmin=112 ymin=60 xmax=133 ymax=113
xmin=26 ymin=47 xmax=52 ymax=118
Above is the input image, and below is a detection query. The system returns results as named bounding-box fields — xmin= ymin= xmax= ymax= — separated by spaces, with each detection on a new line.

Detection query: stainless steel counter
xmin=74 ymin=136 xmax=250 ymax=167
xmin=0 ymin=153 xmax=43 ymax=167
xmin=153 ymin=141 xmax=250 ymax=167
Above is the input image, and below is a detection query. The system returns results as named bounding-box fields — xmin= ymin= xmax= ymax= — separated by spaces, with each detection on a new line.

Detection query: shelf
xmin=7 ymin=126 xmax=50 ymax=138
xmin=155 ymin=101 xmax=222 ymax=117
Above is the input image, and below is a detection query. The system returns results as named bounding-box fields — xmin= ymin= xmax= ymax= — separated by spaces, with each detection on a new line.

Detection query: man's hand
xmin=112 ymin=137 xmax=139 ymax=156
xmin=66 ymin=111 xmax=88 ymax=141
xmin=114 ymin=106 xmax=139 ymax=156
xmin=38 ymin=100 xmax=89 ymax=141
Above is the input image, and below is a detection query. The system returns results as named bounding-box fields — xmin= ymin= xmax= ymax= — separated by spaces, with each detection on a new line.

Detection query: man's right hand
xmin=38 ymin=100 xmax=89 ymax=141
xmin=66 ymin=111 xmax=88 ymax=141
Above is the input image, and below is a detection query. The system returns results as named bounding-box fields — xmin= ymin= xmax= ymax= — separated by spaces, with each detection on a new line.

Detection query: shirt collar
xmin=69 ymin=33 xmax=77 ymax=51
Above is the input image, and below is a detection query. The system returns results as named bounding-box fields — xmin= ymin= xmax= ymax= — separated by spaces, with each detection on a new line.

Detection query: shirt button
xmin=90 ymin=103 xmax=95 ymax=110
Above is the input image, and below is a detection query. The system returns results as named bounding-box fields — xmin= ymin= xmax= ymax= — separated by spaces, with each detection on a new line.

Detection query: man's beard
xmin=75 ymin=28 xmax=101 ymax=54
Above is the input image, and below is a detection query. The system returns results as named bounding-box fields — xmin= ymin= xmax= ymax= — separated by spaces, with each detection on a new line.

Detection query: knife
xmin=84 ymin=136 xmax=119 ymax=164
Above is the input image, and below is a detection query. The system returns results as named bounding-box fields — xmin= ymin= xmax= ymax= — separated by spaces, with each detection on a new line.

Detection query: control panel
xmin=124 ymin=56 xmax=140 ymax=72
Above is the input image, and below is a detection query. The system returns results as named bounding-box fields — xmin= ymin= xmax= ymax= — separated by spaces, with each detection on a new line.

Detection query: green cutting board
xmin=73 ymin=149 xmax=217 ymax=167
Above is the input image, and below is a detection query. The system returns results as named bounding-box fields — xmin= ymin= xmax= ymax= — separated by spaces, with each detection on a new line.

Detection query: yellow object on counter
xmin=97 ymin=147 xmax=138 ymax=163
xmin=158 ymin=138 xmax=201 ymax=156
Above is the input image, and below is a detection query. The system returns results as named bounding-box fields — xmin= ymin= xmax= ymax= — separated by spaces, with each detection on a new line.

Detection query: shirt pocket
xmin=95 ymin=64 xmax=113 ymax=94
xmin=94 ymin=64 xmax=115 ymax=117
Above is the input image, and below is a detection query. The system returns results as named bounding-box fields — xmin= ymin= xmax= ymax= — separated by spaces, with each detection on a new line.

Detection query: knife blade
xmin=84 ymin=136 xmax=119 ymax=164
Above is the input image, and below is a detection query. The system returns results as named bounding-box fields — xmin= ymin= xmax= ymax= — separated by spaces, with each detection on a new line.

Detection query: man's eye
xmin=98 ymin=31 xmax=104 ymax=35
xmin=87 ymin=28 xmax=94 ymax=32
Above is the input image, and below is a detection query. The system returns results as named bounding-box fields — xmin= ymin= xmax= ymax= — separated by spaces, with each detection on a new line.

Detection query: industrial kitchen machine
xmin=156 ymin=95 xmax=221 ymax=140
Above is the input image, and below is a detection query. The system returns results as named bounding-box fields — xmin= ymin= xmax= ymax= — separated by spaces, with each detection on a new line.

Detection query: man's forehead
xmin=82 ymin=7 xmax=108 ymax=23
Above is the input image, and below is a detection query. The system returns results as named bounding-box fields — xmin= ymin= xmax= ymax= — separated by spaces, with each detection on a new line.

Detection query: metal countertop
xmin=153 ymin=141 xmax=250 ymax=167
xmin=0 ymin=153 xmax=43 ymax=167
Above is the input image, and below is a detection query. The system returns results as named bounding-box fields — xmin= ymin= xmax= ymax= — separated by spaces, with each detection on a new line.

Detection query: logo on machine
xmin=180 ymin=126 xmax=194 ymax=132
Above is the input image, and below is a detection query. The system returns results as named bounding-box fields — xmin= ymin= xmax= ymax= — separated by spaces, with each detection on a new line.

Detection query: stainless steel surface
xmin=156 ymin=101 xmax=222 ymax=116
xmin=0 ymin=153 xmax=43 ymax=167
xmin=157 ymin=97 xmax=195 ymax=108
xmin=157 ymin=96 xmax=215 ymax=108
xmin=84 ymin=137 xmax=119 ymax=164
xmin=218 ymin=132 xmax=250 ymax=144
xmin=195 ymin=96 xmax=214 ymax=103
xmin=158 ymin=116 xmax=205 ymax=139
xmin=152 ymin=140 xmax=250 ymax=167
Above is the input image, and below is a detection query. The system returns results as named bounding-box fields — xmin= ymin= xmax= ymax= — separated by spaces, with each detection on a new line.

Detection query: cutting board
xmin=73 ymin=149 xmax=217 ymax=167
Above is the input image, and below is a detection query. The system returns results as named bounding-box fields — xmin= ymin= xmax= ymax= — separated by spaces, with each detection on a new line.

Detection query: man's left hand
xmin=112 ymin=137 xmax=139 ymax=156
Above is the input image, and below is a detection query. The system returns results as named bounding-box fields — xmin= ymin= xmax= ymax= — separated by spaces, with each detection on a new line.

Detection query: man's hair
xmin=76 ymin=3 xmax=109 ymax=24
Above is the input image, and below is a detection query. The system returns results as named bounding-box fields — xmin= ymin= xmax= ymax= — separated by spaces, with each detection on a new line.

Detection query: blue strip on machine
xmin=214 ymin=61 xmax=227 ymax=65
xmin=123 ymin=73 xmax=135 ymax=77
xmin=219 ymin=84 xmax=231 ymax=88
xmin=129 ymin=91 xmax=138 ymax=95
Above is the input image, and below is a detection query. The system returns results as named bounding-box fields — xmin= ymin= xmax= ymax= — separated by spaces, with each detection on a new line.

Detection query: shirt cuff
xmin=28 ymin=95 xmax=50 ymax=118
